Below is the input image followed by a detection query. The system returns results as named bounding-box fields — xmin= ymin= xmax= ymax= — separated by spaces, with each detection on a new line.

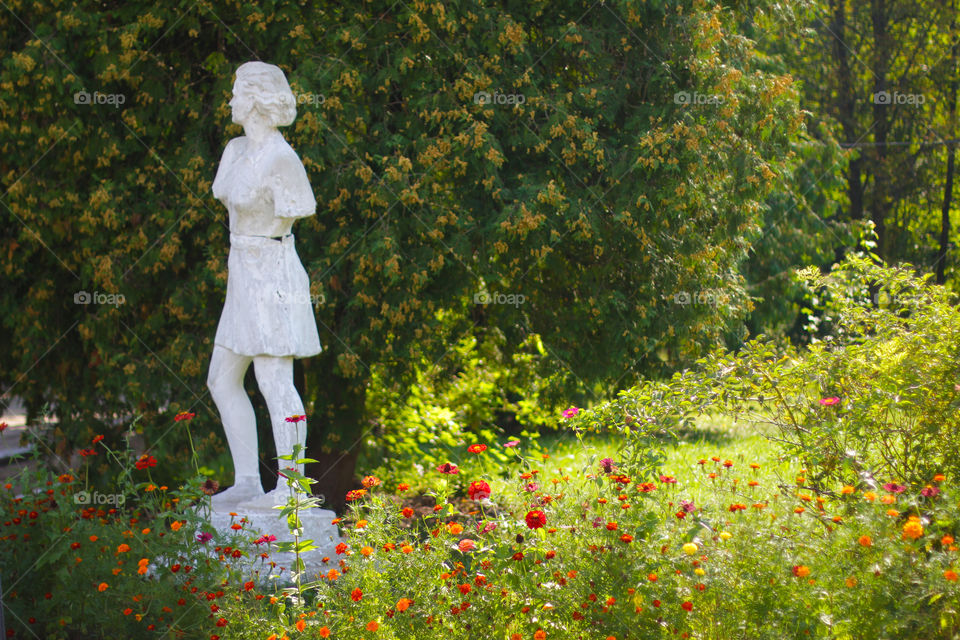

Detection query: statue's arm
xmin=212 ymin=138 xmax=240 ymax=202
xmin=269 ymin=150 xmax=316 ymax=219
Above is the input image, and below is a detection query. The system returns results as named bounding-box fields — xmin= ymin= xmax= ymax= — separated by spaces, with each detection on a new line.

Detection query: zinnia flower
xmin=882 ymin=483 xmax=906 ymax=494
xmin=819 ymin=397 xmax=840 ymax=406
xmin=134 ymin=455 xmax=157 ymax=470
xmin=467 ymin=480 xmax=491 ymax=501
xmin=921 ymin=486 xmax=940 ymax=498
xmin=437 ymin=462 xmax=460 ymax=475
xmin=458 ymin=539 xmax=476 ymax=553
xmin=174 ymin=411 xmax=195 ymax=422
xmin=525 ymin=510 xmax=547 ymax=529
xmin=562 ymin=407 xmax=580 ymax=418
xmin=284 ymin=414 xmax=306 ymax=423
xmin=467 ymin=444 xmax=487 ymax=454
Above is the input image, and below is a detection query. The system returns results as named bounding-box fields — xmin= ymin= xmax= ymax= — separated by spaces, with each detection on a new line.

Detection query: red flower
xmin=284 ymin=414 xmax=307 ymax=423
xmin=351 ymin=588 xmax=363 ymax=602
xmin=468 ymin=480 xmax=491 ymax=501
xmin=215 ymin=617 xmax=227 ymax=627
xmin=525 ymin=510 xmax=547 ymax=529
xmin=174 ymin=411 xmax=195 ymax=422
xmin=467 ymin=444 xmax=487 ymax=454
xmin=91 ymin=435 xmax=104 ymax=444
xmin=79 ymin=448 xmax=98 ymax=457
xmin=0 ymin=422 xmax=6 ymax=433
xmin=681 ymin=601 xmax=693 ymax=612
xmin=135 ymin=455 xmax=157 ymax=470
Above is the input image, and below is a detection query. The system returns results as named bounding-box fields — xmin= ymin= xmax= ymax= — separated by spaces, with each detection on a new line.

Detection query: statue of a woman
xmin=207 ymin=62 xmax=321 ymax=510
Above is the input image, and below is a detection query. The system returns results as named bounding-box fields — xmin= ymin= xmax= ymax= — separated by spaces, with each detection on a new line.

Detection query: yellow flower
xmin=864 ymin=491 xmax=877 ymax=502
xmin=719 ymin=531 xmax=732 ymax=541
xmin=682 ymin=543 xmax=698 ymax=556
xmin=694 ymin=568 xmax=705 ymax=576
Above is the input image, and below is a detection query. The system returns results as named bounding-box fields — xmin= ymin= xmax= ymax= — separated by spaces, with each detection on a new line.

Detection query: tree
xmin=0 ymin=0 xmax=806 ymax=506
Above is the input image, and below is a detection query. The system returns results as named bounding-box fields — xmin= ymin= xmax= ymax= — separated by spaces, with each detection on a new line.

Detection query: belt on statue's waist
xmin=229 ymin=232 xmax=294 ymax=247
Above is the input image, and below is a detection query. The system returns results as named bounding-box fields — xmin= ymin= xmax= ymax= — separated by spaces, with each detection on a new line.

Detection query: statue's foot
xmin=237 ymin=487 xmax=291 ymax=511
xmin=211 ymin=476 xmax=264 ymax=511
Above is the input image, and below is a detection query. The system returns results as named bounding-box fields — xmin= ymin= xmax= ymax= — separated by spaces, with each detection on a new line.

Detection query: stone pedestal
xmin=204 ymin=504 xmax=341 ymax=582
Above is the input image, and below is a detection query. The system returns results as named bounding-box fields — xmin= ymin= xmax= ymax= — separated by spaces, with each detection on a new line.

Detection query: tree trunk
xmin=937 ymin=15 xmax=959 ymax=285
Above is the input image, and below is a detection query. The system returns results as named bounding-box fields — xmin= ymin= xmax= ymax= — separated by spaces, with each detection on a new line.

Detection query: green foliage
xmin=578 ymin=253 xmax=960 ymax=489
xmin=1 ymin=0 xmax=809 ymax=490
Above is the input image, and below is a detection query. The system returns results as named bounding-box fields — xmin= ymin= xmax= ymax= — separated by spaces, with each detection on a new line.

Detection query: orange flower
xmin=619 ymin=534 xmax=634 ymax=543
xmin=296 ymin=619 xmax=306 ymax=632
xmin=319 ymin=627 xmax=331 ymax=638
xmin=170 ymin=521 xmax=183 ymax=532
xmin=116 ymin=544 xmax=130 ymax=553
xmin=401 ymin=545 xmax=413 ymax=554
xmin=97 ymin=582 xmax=108 ymax=592
xmin=886 ymin=509 xmax=899 ymax=517
xmin=351 ymin=588 xmax=363 ymax=602
xmin=840 ymin=485 xmax=855 ymax=495
xmin=902 ymin=519 xmax=924 ymax=540
xmin=858 ymin=535 xmax=872 ymax=547
xmin=863 ymin=491 xmax=877 ymax=502
xmin=534 ymin=629 xmax=546 ymax=640
xmin=401 ymin=507 xmax=414 ymax=518
xmin=447 ymin=522 xmax=463 ymax=535
xmin=397 ymin=597 xmax=412 ymax=612
xmin=361 ymin=546 xmax=374 ymax=556
xmin=943 ymin=535 xmax=955 ymax=546
xmin=845 ymin=576 xmax=858 ymax=587
xmin=792 ymin=565 xmax=810 ymax=578
xmin=945 ymin=570 xmax=958 ymax=582
xmin=366 ymin=620 xmax=379 ymax=632
xmin=933 ymin=474 xmax=946 ymax=482
xmin=880 ymin=495 xmax=896 ymax=505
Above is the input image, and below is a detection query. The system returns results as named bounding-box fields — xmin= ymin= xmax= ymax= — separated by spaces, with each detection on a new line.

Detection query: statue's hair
xmin=234 ymin=62 xmax=296 ymax=127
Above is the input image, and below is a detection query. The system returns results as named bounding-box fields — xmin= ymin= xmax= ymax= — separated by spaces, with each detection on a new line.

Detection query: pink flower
xmin=437 ymin=462 xmax=460 ymax=475
xmin=562 ymin=407 xmax=580 ymax=418
xmin=659 ymin=475 xmax=677 ymax=484
xmin=285 ymin=414 xmax=307 ymax=423
xmin=254 ymin=534 xmax=277 ymax=545
xmin=599 ymin=458 xmax=616 ymax=474
xmin=504 ymin=440 xmax=520 ymax=448
xmin=819 ymin=397 xmax=840 ymax=406
xmin=883 ymin=483 xmax=906 ymax=494
xmin=478 ymin=521 xmax=498 ymax=534
xmin=196 ymin=532 xmax=213 ymax=543
xmin=921 ymin=486 xmax=940 ymax=498
xmin=524 ymin=482 xmax=539 ymax=493
xmin=458 ymin=539 xmax=476 ymax=553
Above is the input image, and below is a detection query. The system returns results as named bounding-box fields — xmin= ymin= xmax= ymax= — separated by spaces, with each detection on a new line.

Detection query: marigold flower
xmin=170 ymin=521 xmax=182 ymax=532
xmin=864 ymin=491 xmax=877 ymax=502
xmin=681 ymin=601 xmax=693 ymax=612
xmin=397 ymin=597 xmax=412 ymax=611
xmin=647 ymin=573 xmax=658 ymax=582
xmin=345 ymin=489 xmax=367 ymax=501
xmin=682 ymin=543 xmax=698 ymax=556
xmin=620 ymin=534 xmax=633 ymax=543
xmin=792 ymin=565 xmax=810 ymax=578
xmin=447 ymin=522 xmax=464 ymax=535
xmin=319 ymin=627 xmax=330 ymax=638
xmin=401 ymin=507 xmax=414 ymax=518
xmin=116 ymin=543 xmax=130 ymax=553
xmin=942 ymin=535 xmax=955 ymax=546
xmin=902 ymin=520 xmax=924 ymax=540
xmin=534 ymin=629 xmax=547 ymax=640
xmin=945 ymin=570 xmax=958 ymax=582
xmin=880 ymin=495 xmax=896 ymax=505
xmin=858 ymin=535 xmax=872 ymax=547
xmin=841 ymin=485 xmax=855 ymax=495
xmin=351 ymin=588 xmax=363 ymax=602
xmin=361 ymin=546 xmax=374 ymax=556
xmin=886 ymin=509 xmax=899 ymax=517
xmin=719 ymin=531 xmax=732 ymax=540
xmin=933 ymin=474 xmax=946 ymax=483
xmin=326 ymin=569 xmax=339 ymax=580
xmin=97 ymin=582 xmax=108 ymax=592
xmin=845 ymin=576 xmax=858 ymax=588
xmin=366 ymin=620 xmax=379 ymax=632
xmin=525 ymin=510 xmax=547 ymax=529
xmin=401 ymin=545 xmax=413 ymax=554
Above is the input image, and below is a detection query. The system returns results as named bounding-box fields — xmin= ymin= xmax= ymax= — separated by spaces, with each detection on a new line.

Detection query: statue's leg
xmin=252 ymin=355 xmax=307 ymax=478
xmin=207 ymin=344 xmax=263 ymax=507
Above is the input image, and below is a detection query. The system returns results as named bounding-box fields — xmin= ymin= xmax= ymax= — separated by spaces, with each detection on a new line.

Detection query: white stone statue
xmin=207 ymin=61 xmax=321 ymax=511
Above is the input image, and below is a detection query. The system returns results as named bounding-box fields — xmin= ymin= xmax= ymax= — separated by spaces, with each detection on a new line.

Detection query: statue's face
xmin=229 ymin=79 xmax=255 ymax=125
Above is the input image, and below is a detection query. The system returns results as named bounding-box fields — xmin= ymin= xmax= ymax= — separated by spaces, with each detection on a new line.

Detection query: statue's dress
xmin=211 ymin=130 xmax=322 ymax=358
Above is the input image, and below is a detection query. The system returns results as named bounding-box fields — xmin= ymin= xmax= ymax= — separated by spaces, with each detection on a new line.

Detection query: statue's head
xmin=229 ymin=61 xmax=296 ymax=128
